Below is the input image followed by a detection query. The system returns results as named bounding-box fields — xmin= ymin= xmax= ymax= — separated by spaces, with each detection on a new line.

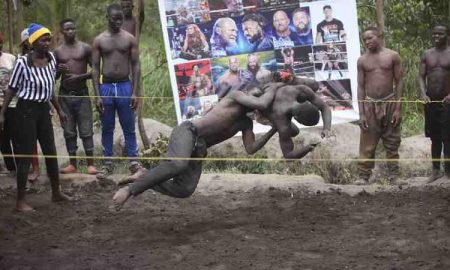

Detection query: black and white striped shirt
xmin=8 ymin=52 xmax=57 ymax=102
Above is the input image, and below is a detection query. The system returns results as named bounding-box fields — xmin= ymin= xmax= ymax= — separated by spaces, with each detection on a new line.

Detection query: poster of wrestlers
xmin=275 ymin=46 xmax=314 ymax=78
xmin=211 ymin=52 xmax=276 ymax=97
xmin=175 ymin=59 xmax=215 ymax=99
xmin=312 ymin=42 xmax=349 ymax=81
xmin=165 ymin=0 xmax=211 ymax=27
xmin=208 ymin=0 xmax=258 ymax=19
xmin=168 ymin=23 xmax=213 ymax=61
xmin=257 ymin=0 xmax=301 ymax=12
xmin=159 ymin=0 xmax=361 ymax=128
xmin=263 ymin=7 xmax=313 ymax=49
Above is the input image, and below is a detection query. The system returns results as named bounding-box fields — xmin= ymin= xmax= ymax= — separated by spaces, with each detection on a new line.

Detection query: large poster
xmin=159 ymin=0 xmax=360 ymax=132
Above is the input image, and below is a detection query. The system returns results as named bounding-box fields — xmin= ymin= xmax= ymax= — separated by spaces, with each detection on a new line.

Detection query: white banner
xmin=158 ymin=0 xmax=360 ymax=132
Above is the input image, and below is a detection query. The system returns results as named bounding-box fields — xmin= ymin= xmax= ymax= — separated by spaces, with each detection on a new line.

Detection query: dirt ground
xmin=1 ymin=174 xmax=450 ymax=270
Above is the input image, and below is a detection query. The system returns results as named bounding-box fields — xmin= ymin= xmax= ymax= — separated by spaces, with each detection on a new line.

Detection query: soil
xmin=1 ymin=174 xmax=450 ymax=270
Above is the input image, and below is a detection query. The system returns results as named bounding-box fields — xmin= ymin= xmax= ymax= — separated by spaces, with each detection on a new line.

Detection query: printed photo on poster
xmin=175 ymin=60 xmax=215 ymax=100
xmin=308 ymin=2 xmax=346 ymax=44
xmin=257 ymin=0 xmax=299 ymax=11
xmin=180 ymin=95 xmax=219 ymax=120
xmin=208 ymin=0 xmax=257 ymax=19
xmin=313 ymin=42 xmax=348 ymax=81
xmin=210 ymin=15 xmax=274 ymax=57
xmin=263 ymin=7 xmax=313 ymax=49
xmin=317 ymin=79 xmax=352 ymax=111
xmin=275 ymin=46 xmax=314 ymax=78
xmin=165 ymin=0 xmax=211 ymax=27
xmin=168 ymin=23 xmax=213 ymax=60
xmin=241 ymin=13 xmax=274 ymax=52
xmin=211 ymin=51 xmax=276 ymax=97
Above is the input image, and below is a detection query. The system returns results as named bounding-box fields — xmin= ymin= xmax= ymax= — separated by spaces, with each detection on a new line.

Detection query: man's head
xmin=193 ymin=65 xmax=199 ymax=73
xmin=106 ymin=3 xmax=124 ymax=32
xmin=120 ymin=0 xmax=133 ymax=17
xmin=60 ymin=18 xmax=76 ymax=42
xmin=228 ymin=56 xmax=240 ymax=72
xmin=273 ymin=10 xmax=290 ymax=35
xmin=431 ymin=24 xmax=449 ymax=47
xmin=223 ymin=0 xmax=243 ymax=13
xmin=242 ymin=14 xmax=265 ymax=43
xmin=28 ymin=23 xmax=52 ymax=52
xmin=213 ymin=18 xmax=238 ymax=47
xmin=362 ymin=27 xmax=381 ymax=51
xmin=247 ymin=53 xmax=259 ymax=71
xmin=323 ymin=5 xmax=333 ymax=20
xmin=292 ymin=8 xmax=310 ymax=34
xmin=293 ymin=102 xmax=320 ymax=126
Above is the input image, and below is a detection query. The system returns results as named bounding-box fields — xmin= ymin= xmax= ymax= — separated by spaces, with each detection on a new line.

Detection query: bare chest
xmin=57 ymin=47 xmax=87 ymax=63
xmin=426 ymin=52 xmax=450 ymax=71
xmin=100 ymin=38 xmax=131 ymax=55
xmin=362 ymin=56 xmax=394 ymax=74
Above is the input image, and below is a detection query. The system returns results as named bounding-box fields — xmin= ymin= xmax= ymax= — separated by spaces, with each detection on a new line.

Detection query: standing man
xmin=0 ymin=24 xmax=71 ymax=211
xmin=419 ymin=24 xmax=450 ymax=183
xmin=55 ymin=19 xmax=97 ymax=175
xmin=356 ymin=27 xmax=403 ymax=185
xmin=92 ymin=4 xmax=143 ymax=180
xmin=120 ymin=0 xmax=144 ymax=37
xmin=0 ymin=31 xmax=17 ymax=174
xmin=315 ymin=5 xmax=345 ymax=44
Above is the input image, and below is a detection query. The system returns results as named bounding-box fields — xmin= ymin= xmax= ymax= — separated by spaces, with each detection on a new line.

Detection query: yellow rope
xmin=1 ymin=153 xmax=446 ymax=162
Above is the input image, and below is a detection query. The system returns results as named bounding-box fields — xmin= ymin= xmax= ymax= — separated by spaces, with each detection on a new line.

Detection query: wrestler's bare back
xmin=358 ymin=48 xmax=401 ymax=99
xmin=191 ymin=96 xmax=252 ymax=146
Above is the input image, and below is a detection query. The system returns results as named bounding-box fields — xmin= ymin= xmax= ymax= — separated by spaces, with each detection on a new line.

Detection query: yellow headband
xmin=29 ymin=27 xmax=51 ymax=45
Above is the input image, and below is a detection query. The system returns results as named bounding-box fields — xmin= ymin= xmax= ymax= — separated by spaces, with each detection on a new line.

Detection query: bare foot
xmin=427 ymin=170 xmax=443 ymax=183
xmin=118 ymin=168 xmax=147 ymax=186
xmin=28 ymin=171 xmax=40 ymax=183
xmin=52 ymin=192 xmax=74 ymax=202
xmin=15 ymin=200 xmax=34 ymax=212
xmin=87 ymin=165 xmax=98 ymax=175
xmin=112 ymin=186 xmax=132 ymax=211
xmin=60 ymin=164 xmax=78 ymax=174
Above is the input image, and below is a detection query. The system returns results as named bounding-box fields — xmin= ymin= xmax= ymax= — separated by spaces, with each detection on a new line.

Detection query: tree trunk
xmin=375 ymin=0 xmax=385 ymax=46
xmin=135 ymin=0 xmax=151 ymax=150
xmin=16 ymin=0 xmax=24 ymax=40
xmin=7 ymin=0 xmax=14 ymax=53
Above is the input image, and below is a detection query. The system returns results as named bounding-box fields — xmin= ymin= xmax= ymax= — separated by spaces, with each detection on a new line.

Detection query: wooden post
xmin=376 ymin=0 xmax=385 ymax=46
xmin=135 ymin=0 xmax=151 ymax=150
xmin=7 ymin=0 xmax=14 ymax=53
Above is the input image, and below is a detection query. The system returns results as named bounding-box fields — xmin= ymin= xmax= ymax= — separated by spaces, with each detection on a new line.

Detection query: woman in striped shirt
xmin=0 ymin=24 xmax=72 ymax=212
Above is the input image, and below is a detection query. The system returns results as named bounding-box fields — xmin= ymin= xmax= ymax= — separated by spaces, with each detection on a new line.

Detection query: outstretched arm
xmin=296 ymin=85 xmax=332 ymax=138
xmin=242 ymin=125 xmax=277 ymax=155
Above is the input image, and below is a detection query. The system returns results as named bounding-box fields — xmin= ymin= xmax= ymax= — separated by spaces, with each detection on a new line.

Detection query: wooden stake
xmin=376 ymin=0 xmax=385 ymax=46
xmin=7 ymin=0 xmax=14 ymax=53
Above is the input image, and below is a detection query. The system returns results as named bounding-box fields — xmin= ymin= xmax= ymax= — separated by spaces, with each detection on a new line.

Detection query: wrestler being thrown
xmin=112 ymin=71 xmax=331 ymax=211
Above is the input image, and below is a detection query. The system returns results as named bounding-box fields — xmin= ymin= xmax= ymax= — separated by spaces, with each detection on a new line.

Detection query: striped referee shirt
xmin=8 ymin=52 xmax=57 ymax=102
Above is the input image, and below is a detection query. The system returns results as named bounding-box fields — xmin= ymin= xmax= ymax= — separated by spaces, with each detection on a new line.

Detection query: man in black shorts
xmin=419 ymin=24 xmax=450 ymax=182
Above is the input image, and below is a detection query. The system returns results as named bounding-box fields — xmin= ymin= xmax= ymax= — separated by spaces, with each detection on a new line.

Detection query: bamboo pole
xmin=135 ymin=0 xmax=151 ymax=150
xmin=376 ymin=0 xmax=385 ymax=46
xmin=7 ymin=0 xmax=14 ymax=53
